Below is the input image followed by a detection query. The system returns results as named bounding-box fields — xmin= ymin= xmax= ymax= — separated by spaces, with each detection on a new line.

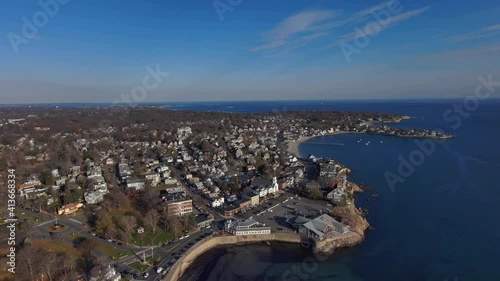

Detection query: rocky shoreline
xmin=314 ymin=182 xmax=370 ymax=255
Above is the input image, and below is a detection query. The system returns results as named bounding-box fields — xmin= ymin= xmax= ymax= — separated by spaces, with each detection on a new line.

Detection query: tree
xmin=167 ymin=216 xmax=183 ymax=237
xmin=184 ymin=213 xmax=197 ymax=231
xmin=138 ymin=188 xmax=159 ymax=212
xmin=40 ymin=170 xmax=54 ymax=186
xmin=41 ymin=252 xmax=58 ymax=281
xmin=144 ymin=210 xmax=160 ymax=233
xmin=58 ymin=253 xmax=77 ymax=280
xmin=95 ymin=212 xmax=113 ymax=236
xmin=309 ymin=186 xmax=323 ymax=199
xmin=108 ymin=190 xmax=130 ymax=210
xmin=17 ymin=246 xmax=43 ymax=281
xmin=64 ymin=186 xmax=83 ymax=204
xmin=120 ymin=215 xmax=137 ymax=238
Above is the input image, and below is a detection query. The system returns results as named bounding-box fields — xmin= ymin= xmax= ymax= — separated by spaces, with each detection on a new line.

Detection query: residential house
xmin=195 ymin=214 xmax=214 ymax=229
xmin=89 ymin=265 xmax=121 ymax=281
xmin=210 ymin=196 xmax=225 ymax=208
xmin=126 ymin=178 xmax=145 ymax=191
xmin=58 ymin=202 xmax=83 ymax=215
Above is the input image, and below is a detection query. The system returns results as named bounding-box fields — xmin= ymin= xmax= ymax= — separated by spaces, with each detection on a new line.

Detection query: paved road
xmin=18 ymin=206 xmax=143 ymax=253
xmin=19 ymin=205 xmax=219 ymax=281
xmin=171 ymin=167 xmax=225 ymax=221
xmin=120 ymin=227 xmax=216 ymax=281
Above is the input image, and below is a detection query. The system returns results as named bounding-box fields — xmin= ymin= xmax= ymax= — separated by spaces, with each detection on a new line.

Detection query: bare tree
xmin=41 ymin=253 xmax=58 ymax=281
xmin=17 ymin=246 xmax=43 ymax=281
xmin=120 ymin=215 xmax=137 ymax=238
xmin=144 ymin=210 xmax=160 ymax=233
xmin=167 ymin=216 xmax=183 ymax=237
xmin=112 ymin=190 xmax=130 ymax=210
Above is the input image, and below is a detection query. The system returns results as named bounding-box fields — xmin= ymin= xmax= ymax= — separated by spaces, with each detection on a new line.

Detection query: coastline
xmin=286 ymin=130 xmax=453 ymax=157
xmin=174 ymin=120 xmax=450 ymax=281
xmin=165 ymin=233 xmax=301 ymax=281
xmin=286 ymin=131 xmax=353 ymax=157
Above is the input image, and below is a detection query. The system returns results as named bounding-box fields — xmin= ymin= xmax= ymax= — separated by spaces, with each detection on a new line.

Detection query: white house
xmin=211 ymin=196 xmax=225 ymax=208
xmin=126 ymin=178 xmax=145 ymax=191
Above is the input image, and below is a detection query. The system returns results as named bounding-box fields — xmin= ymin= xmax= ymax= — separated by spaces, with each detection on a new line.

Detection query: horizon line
xmin=2 ymin=97 xmax=500 ymax=106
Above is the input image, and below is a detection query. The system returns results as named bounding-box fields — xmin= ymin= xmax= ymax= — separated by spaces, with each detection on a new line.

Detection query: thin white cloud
xmin=250 ymin=40 xmax=287 ymax=52
xmin=447 ymin=24 xmax=500 ymax=42
xmin=349 ymin=0 xmax=395 ymax=24
xmin=251 ymin=1 xmax=428 ymax=55
xmin=251 ymin=10 xmax=337 ymax=52
xmin=327 ymin=6 xmax=430 ymax=48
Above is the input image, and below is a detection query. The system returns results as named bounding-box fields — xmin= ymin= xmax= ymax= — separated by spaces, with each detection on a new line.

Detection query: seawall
xmin=164 ymin=232 xmax=301 ymax=281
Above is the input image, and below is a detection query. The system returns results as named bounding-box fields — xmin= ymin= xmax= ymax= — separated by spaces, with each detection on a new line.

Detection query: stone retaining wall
xmin=164 ymin=232 xmax=301 ymax=281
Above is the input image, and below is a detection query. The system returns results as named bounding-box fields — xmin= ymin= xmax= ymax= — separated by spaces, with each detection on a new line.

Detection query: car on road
xmin=143 ymin=272 xmax=149 ymax=278
xmin=156 ymin=267 xmax=163 ymax=274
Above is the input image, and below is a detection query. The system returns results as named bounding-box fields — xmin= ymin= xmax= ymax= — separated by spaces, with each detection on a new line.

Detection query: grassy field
xmin=98 ymin=243 xmax=130 ymax=260
xmin=14 ymin=209 xmax=46 ymax=223
xmin=32 ymin=239 xmax=82 ymax=257
xmin=131 ymin=228 xmax=174 ymax=246
xmin=127 ymin=254 xmax=160 ymax=273
xmin=69 ymin=232 xmax=130 ymax=260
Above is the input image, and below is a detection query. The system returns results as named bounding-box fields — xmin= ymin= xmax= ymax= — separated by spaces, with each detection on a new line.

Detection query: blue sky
xmin=1 ymin=0 xmax=499 ymax=103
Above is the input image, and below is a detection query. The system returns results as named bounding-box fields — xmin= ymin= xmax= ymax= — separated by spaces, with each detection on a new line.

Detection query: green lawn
xmin=128 ymin=254 xmax=160 ymax=273
xmin=131 ymin=229 xmax=174 ymax=246
xmin=97 ymin=243 xmax=130 ymax=260
xmin=15 ymin=209 xmax=46 ymax=223
xmin=128 ymin=261 xmax=150 ymax=273
xmin=69 ymin=232 xmax=130 ymax=260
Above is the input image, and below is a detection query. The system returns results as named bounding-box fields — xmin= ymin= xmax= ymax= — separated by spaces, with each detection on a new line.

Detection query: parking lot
xmin=239 ymin=191 xmax=333 ymax=232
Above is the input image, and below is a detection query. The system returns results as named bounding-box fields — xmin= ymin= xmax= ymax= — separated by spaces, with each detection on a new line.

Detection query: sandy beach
xmin=286 ymin=131 xmax=351 ymax=157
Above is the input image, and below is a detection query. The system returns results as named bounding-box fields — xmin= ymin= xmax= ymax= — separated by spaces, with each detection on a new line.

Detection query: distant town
xmin=0 ymin=107 xmax=452 ymax=281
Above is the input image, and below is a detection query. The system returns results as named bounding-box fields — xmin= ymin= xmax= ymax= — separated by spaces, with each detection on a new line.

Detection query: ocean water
xmin=168 ymin=100 xmax=499 ymax=281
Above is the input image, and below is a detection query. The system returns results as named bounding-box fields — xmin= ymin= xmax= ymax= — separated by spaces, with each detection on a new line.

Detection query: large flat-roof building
xmin=225 ymin=218 xmax=271 ymax=236
xmin=299 ymin=214 xmax=349 ymax=241
xmin=166 ymin=199 xmax=193 ymax=216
